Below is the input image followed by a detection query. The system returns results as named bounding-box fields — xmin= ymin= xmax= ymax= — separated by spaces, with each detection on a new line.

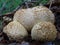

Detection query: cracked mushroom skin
xmin=31 ymin=22 xmax=57 ymax=41
xmin=3 ymin=21 xmax=28 ymax=41
xmin=13 ymin=6 xmax=54 ymax=31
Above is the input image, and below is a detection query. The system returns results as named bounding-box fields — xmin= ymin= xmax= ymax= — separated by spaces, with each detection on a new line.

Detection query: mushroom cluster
xmin=13 ymin=6 xmax=55 ymax=31
xmin=3 ymin=6 xmax=57 ymax=42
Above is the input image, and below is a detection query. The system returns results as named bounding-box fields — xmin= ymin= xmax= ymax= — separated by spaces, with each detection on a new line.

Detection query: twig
xmin=49 ymin=0 xmax=54 ymax=9
xmin=25 ymin=2 xmax=29 ymax=8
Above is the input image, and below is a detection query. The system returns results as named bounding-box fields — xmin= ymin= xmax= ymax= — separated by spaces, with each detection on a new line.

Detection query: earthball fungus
xmin=31 ymin=22 xmax=57 ymax=41
xmin=13 ymin=6 xmax=55 ymax=31
xmin=3 ymin=21 xmax=28 ymax=41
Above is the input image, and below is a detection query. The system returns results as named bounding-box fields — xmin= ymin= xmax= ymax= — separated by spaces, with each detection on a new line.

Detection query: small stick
xmin=49 ymin=0 xmax=54 ymax=9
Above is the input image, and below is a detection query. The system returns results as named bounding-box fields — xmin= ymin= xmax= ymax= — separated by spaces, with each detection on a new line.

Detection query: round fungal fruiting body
xmin=3 ymin=21 xmax=28 ymax=41
xmin=13 ymin=8 xmax=34 ymax=31
xmin=13 ymin=6 xmax=55 ymax=31
xmin=31 ymin=22 xmax=57 ymax=41
xmin=32 ymin=6 xmax=55 ymax=24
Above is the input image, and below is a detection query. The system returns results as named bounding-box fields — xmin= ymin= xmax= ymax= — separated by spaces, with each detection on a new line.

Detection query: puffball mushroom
xmin=32 ymin=6 xmax=55 ymax=23
xmin=13 ymin=6 xmax=55 ymax=31
xmin=31 ymin=22 xmax=57 ymax=41
xmin=3 ymin=21 xmax=28 ymax=41
xmin=13 ymin=8 xmax=34 ymax=31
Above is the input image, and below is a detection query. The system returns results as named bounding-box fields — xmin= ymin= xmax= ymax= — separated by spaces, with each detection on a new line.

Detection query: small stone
xmin=8 ymin=43 xmax=16 ymax=45
xmin=21 ymin=41 xmax=29 ymax=45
